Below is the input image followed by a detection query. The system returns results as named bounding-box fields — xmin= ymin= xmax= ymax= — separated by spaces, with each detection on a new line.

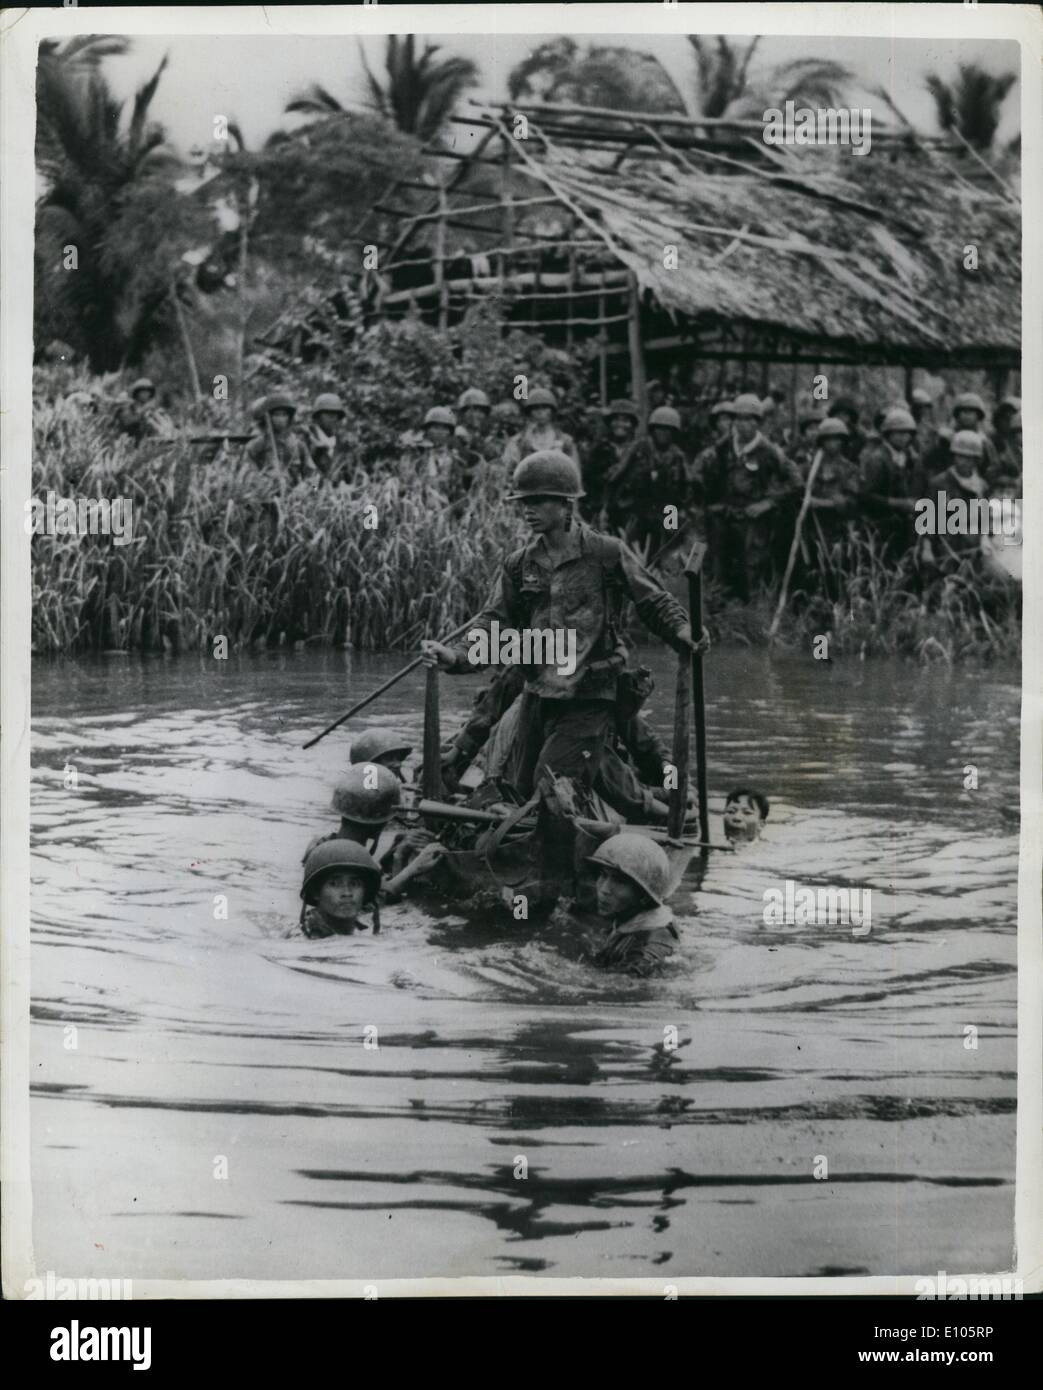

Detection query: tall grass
xmin=30 ymin=396 xmax=1019 ymax=662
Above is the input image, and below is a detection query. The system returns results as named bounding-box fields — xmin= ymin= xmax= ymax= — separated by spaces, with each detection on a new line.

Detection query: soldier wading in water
xmin=422 ymin=450 xmax=708 ymax=807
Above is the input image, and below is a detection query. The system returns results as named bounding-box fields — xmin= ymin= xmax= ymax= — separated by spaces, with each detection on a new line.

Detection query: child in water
xmin=586 ymin=832 xmax=679 ymax=977
xmin=723 ymin=788 xmax=769 ymax=844
xmin=298 ymin=839 xmax=382 ymax=938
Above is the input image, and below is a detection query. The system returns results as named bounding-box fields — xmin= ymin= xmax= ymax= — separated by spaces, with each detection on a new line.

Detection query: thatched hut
xmin=266 ymin=101 xmax=1021 ymax=407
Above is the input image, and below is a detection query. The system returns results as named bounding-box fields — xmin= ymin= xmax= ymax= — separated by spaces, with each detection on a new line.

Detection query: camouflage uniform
xmin=858 ymin=438 xmax=928 ymax=555
xmin=442 ymin=522 xmax=691 ymax=799
xmin=697 ymin=432 xmax=803 ymax=598
xmin=591 ymin=904 xmax=680 ymax=977
xmin=605 ymin=437 xmax=692 ymax=547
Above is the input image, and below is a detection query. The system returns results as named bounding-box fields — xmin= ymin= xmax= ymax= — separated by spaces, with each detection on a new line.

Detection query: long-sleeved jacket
xmin=858 ymin=439 xmax=927 ymax=503
xmin=698 ymin=432 xmax=802 ymax=511
xmin=608 ymin=438 xmax=693 ymax=520
xmin=502 ymin=423 xmax=579 ymax=470
xmin=592 ymin=904 xmax=679 ymax=976
xmin=444 ymin=523 xmax=691 ymax=701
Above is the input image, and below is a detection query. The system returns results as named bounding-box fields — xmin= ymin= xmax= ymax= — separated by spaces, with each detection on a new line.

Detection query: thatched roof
xmin=281 ymin=101 xmax=1022 ymax=369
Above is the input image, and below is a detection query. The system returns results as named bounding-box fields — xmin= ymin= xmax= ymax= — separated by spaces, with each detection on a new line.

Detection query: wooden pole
xmin=667 ymin=648 xmax=692 ymax=840
xmin=422 ymin=665 xmax=443 ymax=800
xmin=434 ymin=183 xmax=448 ymax=330
xmin=169 ymin=279 xmax=202 ymax=404
xmin=627 ymin=272 xmax=647 ymax=418
xmin=302 ymin=611 xmax=484 ymax=749
xmin=683 ymin=542 xmax=710 ymax=847
xmin=769 ymin=451 xmax=823 ymax=642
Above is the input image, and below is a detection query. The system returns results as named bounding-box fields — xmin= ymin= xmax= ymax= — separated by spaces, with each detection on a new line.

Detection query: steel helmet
xmin=301 ymin=838 xmax=382 ymax=904
xmin=523 ymin=386 xmax=558 ymax=410
xmin=952 ymin=392 xmax=987 ymax=419
xmin=996 ymin=395 xmax=1021 ymax=415
xmin=910 ymin=387 xmax=933 ymax=406
xmin=799 ymin=406 xmax=826 ymax=426
xmin=350 ymin=729 xmax=414 ymax=766
xmin=130 ymin=377 xmax=155 ymax=397
xmin=711 ymin=400 xmax=735 ymax=417
xmin=587 ymin=832 xmax=671 ymax=907
xmin=880 ymin=407 xmax=916 ymax=435
xmin=605 ymin=398 xmax=640 ymax=422
xmin=424 ymin=405 xmax=456 ymax=428
xmin=506 ymin=450 xmax=585 ymax=500
xmin=950 ymin=430 xmax=984 ymax=459
xmin=457 ymin=387 xmax=491 ymax=410
xmin=731 ymin=393 xmax=763 ymax=418
xmin=313 ymin=393 xmax=346 ymax=417
xmin=648 ymin=405 xmax=682 ymax=431
xmin=330 ymin=763 xmax=402 ymax=824
xmin=265 ymin=391 xmax=297 ymax=416
xmin=816 ymin=417 xmax=849 ymax=438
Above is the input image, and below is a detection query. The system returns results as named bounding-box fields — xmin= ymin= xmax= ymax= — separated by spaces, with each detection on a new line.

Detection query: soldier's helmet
xmin=816 ymin=417 xmax=849 ymax=438
xmin=952 ymin=391 xmax=987 ymax=419
xmin=605 ymin=398 xmax=640 ymax=422
xmin=731 ymin=393 xmax=763 ymax=418
xmin=648 ymin=405 xmax=682 ymax=431
xmin=330 ymin=764 xmax=402 ymax=824
xmin=587 ymin=832 xmax=671 ymax=906
xmin=457 ymin=388 xmax=491 ymax=411
xmin=313 ymin=393 xmax=346 ymax=417
xmin=951 ymin=430 xmax=984 ymax=459
xmin=524 ymin=386 xmax=558 ymax=411
xmin=711 ymin=400 xmax=736 ymax=417
xmin=996 ymin=396 xmax=1021 ymax=416
xmin=880 ymin=407 xmax=916 ymax=435
xmin=910 ymin=387 xmax=933 ymax=407
xmin=130 ymin=377 xmax=155 ymax=398
xmin=350 ymin=729 xmax=414 ymax=766
xmin=265 ymin=391 xmax=297 ymax=416
xmin=424 ymin=405 xmax=456 ymax=428
xmin=300 ymin=839 xmax=382 ymax=905
xmin=506 ymin=450 xmax=585 ymax=500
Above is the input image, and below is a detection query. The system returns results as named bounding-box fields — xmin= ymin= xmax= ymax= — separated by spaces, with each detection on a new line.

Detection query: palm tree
xmin=688 ymin=36 xmax=854 ymax=120
xmin=925 ymin=64 xmax=1017 ymax=151
xmin=286 ymin=35 xmax=479 ymax=144
xmin=35 ymin=47 xmax=193 ymax=370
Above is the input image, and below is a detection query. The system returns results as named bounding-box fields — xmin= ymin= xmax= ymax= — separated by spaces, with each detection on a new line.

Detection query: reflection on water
xmin=29 ymin=648 xmax=1018 ymax=1280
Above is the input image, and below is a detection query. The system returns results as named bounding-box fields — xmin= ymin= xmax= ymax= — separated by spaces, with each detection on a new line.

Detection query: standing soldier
xmin=245 ymin=392 xmax=314 ymax=481
xmin=605 ymin=405 xmax=691 ymax=551
xmin=421 ymin=450 xmax=707 ymax=805
xmin=826 ymin=397 xmax=866 ymax=462
xmin=115 ymin=377 xmax=172 ymax=442
xmin=709 ymin=400 xmax=735 ymax=444
xmin=697 ymin=393 xmax=803 ymax=600
xmin=926 ymin=391 xmax=1000 ymax=482
xmin=502 ymin=387 xmax=579 ymax=469
xmin=909 ymin=386 xmax=938 ymax=460
xmin=925 ymin=430 xmax=990 ymax=565
xmin=990 ymin=397 xmax=1022 ymax=490
xmin=582 ymin=399 xmax=640 ymax=524
xmin=307 ymin=393 xmax=349 ymax=479
xmin=804 ymin=417 xmax=861 ymax=563
xmin=857 ymin=406 xmax=924 ymax=555
xmin=455 ymin=388 xmax=499 ymax=463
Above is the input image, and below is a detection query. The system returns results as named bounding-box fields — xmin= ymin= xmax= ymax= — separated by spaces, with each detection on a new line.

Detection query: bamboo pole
xmin=628 ymin=272 xmax=647 ymax=417
xmin=769 ymin=451 xmax=822 ymax=642
xmin=169 ymin=279 xmax=202 ymax=404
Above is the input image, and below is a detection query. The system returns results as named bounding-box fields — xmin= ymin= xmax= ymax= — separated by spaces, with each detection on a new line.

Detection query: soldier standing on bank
xmin=605 ymin=405 xmax=691 ymax=550
xmin=582 ymin=399 xmax=640 ymax=524
xmin=245 ymin=392 xmax=314 ymax=481
xmin=307 ymin=393 xmax=349 ymax=479
xmin=502 ymin=387 xmax=579 ymax=470
xmin=696 ymin=393 xmax=803 ymax=600
xmin=421 ymin=450 xmax=708 ymax=805
xmin=857 ymin=406 xmax=925 ymax=555
xmin=455 ymin=388 xmax=500 ymax=463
